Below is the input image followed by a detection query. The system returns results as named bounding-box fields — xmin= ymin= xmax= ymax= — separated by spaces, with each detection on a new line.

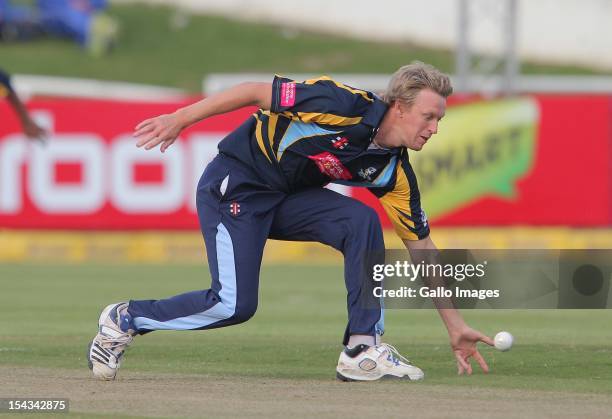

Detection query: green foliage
xmin=0 ymin=3 xmax=607 ymax=92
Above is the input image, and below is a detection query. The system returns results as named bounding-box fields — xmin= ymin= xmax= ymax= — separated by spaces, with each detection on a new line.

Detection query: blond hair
xmin=382 ymin=61 xmax=453 ymax=105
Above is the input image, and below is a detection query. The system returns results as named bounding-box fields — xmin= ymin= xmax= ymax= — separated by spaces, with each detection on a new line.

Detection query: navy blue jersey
xmin=218 ymin=75 xmax=429 ymax=240
xmin=0 ymin=69 xmax=13 ymax=99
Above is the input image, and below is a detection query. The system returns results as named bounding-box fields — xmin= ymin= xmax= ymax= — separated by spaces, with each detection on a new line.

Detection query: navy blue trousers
xmin=128 ymin=154 xmax=384 ymax=344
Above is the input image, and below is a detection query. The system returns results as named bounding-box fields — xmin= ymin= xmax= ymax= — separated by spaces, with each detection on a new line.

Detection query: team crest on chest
xmin=331 ymin=136 xmax=349 ymax=150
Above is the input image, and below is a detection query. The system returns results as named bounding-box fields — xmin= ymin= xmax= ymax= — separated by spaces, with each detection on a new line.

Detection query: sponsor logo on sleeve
xmin=280 ymin=82 xmax=296 ymax=107
xmin=420 ymin=209 xmax=428 ymax=227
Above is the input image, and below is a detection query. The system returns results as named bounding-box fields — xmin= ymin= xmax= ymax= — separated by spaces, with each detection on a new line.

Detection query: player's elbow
xmin=240 ymin=82 xmax=272 ymax=110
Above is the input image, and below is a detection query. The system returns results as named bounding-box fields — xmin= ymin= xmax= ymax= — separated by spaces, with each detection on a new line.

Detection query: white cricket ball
xmin=494 ymin=331 xmax=514 ymax=351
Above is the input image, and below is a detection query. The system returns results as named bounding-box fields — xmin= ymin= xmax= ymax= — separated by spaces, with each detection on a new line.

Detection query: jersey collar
xmin=361 ymin=97 xmax=389 ymax=128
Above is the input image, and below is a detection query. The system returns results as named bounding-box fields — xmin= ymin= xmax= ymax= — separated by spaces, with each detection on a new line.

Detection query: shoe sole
xmin=87 ymin=341 xmax=94 ymax=370
xmin=336 ymin=371 xmax=421 ymax=382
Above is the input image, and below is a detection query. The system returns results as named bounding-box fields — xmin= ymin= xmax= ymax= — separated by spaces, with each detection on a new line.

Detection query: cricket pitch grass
xmin=1 ymin=264 xmax=611 ymax=418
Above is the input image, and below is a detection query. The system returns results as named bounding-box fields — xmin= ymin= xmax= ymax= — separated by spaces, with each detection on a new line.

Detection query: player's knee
xmin=352 ymin=204 xmax=381 ymax=229
xmin=232 ymin=302 xmax=257 ymax=324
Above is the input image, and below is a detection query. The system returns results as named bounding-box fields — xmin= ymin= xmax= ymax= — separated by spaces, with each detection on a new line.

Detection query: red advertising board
xmin=0 ymin=95 xmax=610 ymax=229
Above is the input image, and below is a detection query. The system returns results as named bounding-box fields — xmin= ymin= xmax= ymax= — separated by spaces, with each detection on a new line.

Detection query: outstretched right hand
xmin=134 ymin=112 xmax=184 ymax=153
xmin=449 ymin=325 xmax=494 ymax=375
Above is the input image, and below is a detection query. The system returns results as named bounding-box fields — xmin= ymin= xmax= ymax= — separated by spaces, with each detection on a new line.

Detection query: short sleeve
xmin=375 ymin=151 xmax=430 ymax=240
xmin=270 ymin=75 xmax=375 ymax=127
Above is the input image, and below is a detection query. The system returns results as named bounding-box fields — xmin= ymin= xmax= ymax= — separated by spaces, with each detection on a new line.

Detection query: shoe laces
xmin=97 ymin=329 xmax=133 ymax=355
xmin=379 ymin=343 xmax=411 ymax=366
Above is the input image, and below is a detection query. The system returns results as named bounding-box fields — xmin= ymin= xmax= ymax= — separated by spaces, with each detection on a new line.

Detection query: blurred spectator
xmin=0 ymin=68 xmax=47 ymax=141
xmin=0 ymin=0 xmax=118 ymax=56
xmin=0 ymin=0 xmax=42 ymax=40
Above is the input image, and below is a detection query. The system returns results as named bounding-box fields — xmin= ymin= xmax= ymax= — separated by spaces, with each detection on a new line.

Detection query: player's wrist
xmin=441 ymin=313 xmax=467 ymax=337
xmin=173 ymin=108 xmax=193 ymax=129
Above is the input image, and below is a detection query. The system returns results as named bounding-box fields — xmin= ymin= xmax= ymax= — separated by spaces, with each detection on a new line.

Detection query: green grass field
xmin=1 ymin=4 xmax=609 ymax=92
xmin=1 ymin=263 xmax=611 ymax=397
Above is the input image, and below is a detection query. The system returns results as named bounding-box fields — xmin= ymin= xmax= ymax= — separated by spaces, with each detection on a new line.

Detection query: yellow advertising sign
xmin=410 ymin=97 xmax=539 ymax=219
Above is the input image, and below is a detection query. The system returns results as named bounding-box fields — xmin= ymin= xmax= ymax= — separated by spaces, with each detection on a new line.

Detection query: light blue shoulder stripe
xmin=277 ymin=121 xmax=340 ymax=160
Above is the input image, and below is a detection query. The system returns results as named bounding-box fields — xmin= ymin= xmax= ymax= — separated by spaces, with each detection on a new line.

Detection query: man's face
xmin=389 ymin=89 xmax=447 ymax=151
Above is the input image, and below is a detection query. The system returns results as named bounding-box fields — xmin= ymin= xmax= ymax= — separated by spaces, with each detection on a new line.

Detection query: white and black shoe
xmin=336 ymin=343 xmax=424 ymax=382
xmin=87 ymin=302 xmax=135 ymax=380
